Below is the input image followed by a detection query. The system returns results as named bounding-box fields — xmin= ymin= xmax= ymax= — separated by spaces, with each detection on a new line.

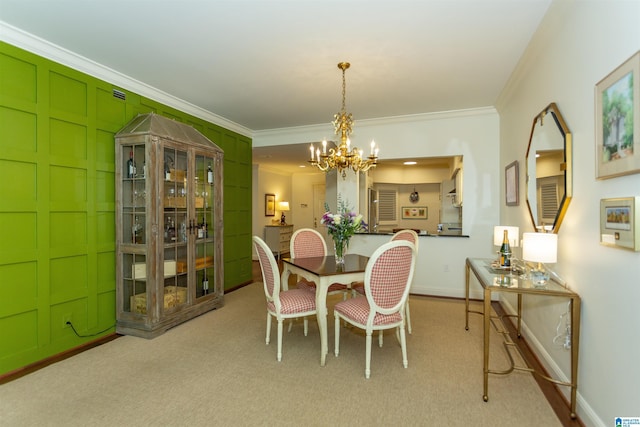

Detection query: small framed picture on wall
xmin=401 ymin=206 xmax=427 ymax=219
xmin=505 ymin=160 xmax=519 ymax=206
xmin=600 ymin=197 xmax=640 ymax=251
xmin=265 ymin=193 xmax=275 ymax=216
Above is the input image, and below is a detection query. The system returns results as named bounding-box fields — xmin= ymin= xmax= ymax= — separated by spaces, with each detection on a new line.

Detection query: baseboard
xmin=0 ymin=333 xmax=120 ymax=385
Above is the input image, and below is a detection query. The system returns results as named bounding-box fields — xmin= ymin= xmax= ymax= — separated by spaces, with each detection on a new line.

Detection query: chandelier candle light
xmin=309 ymin=62 xmax=379 ymax=178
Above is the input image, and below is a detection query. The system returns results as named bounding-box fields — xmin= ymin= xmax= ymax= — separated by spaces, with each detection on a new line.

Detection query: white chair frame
xmin=253 ymin=236 xmax=317 ymax=361
xmin=334 ymin=240 xmax=417 ymax=378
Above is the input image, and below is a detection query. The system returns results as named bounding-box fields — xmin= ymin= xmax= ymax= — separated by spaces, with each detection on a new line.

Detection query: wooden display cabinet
xmin=115 ymin=113 xmax=224 ymax=338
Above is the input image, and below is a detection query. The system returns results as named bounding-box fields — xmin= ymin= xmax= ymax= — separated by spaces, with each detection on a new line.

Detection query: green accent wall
xmin=0 ymin=42 xmax=253 ymax=375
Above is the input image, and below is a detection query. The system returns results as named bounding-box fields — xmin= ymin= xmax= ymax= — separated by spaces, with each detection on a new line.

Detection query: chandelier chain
xmin=308 ymin=62 xmax=378 ymax=178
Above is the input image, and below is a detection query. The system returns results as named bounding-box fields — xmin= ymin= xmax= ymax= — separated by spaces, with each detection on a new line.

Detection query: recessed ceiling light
xmin=404 ymin=161 xmax=417 ymax=165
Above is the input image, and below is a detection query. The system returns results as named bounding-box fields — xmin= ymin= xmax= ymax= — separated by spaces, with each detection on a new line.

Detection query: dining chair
xmin=253 ymin=236 xmax=317 ymax=362
xmin=334 ymin=240 xmax=416 ymax=378
xmin=290 ymin=228 xmax=350 ymax=298
xmin=352 ymin=229 xmax=419 ymax=334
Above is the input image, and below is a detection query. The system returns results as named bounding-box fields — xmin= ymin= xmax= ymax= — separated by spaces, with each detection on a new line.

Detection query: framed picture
xmin=595 ymin=51 xmax=640 ymax=179
xmin=265 ymin=193 xmax=275 ymax=216
xmin=600 ymin=197 xmax=640 ymax=251
xmin=402 ymin=206 xmax=427 ymax=219
xmin=505 ymin=160 xmax=519 ymax=206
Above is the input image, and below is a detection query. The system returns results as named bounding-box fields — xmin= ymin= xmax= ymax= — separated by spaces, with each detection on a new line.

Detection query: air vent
xmin=113 ymin=89 xmax=126 ymax=100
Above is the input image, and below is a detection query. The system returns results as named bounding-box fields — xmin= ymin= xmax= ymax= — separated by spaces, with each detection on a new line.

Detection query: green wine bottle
xmin=499 ymin=230 xmax=511 ymax=268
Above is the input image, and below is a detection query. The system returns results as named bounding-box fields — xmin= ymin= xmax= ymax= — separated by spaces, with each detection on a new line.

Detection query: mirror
xmin=526 ymin=102 xmax=572 ymax=233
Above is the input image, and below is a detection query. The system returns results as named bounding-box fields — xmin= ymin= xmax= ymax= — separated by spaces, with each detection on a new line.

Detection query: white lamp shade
xmin=278 ymin=201 xmax=290 ymax=211
xmin=522 ymin=232 xmax=557 ymax=263
xmin=493 ymin=226 xmax=519 ymax=247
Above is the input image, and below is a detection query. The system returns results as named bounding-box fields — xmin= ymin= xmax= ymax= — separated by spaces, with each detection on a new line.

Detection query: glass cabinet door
xmin=122 ymin=144 xmax=147 ymax=245
xmin=121 ymin=143 xmax=147 ymax=314
xmin=195 ymin=153 xmax=216 ymax=298
xmin=163 ymin=146 xmax=189 ymax=312
xmin=124 ymin=253 xmax=148 ymax=314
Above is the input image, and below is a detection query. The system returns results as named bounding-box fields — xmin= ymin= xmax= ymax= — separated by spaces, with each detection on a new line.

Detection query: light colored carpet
xmin=0 ymin=283 xmax=561 ymax=426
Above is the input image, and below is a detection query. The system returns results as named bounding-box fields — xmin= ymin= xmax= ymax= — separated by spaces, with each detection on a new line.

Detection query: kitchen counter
xmin=357 ymin=231 xmax=468 ymax=237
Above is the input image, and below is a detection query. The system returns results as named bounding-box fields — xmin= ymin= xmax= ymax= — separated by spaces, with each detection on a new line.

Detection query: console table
xmin=464 ymin=257 xmax=580 ymax=419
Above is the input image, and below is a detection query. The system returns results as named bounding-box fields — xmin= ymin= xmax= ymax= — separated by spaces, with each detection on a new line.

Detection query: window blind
xmin=377 ymin=189 xmax=397 ymax=222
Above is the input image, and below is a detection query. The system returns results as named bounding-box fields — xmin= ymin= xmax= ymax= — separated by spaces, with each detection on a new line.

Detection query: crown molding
xmin=253 ymin=106 xmax=497 ymax=140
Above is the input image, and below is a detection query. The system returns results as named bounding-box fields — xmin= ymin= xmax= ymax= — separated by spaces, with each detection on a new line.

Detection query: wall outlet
xmin=63 ymin=313 xmax=72 ymax=328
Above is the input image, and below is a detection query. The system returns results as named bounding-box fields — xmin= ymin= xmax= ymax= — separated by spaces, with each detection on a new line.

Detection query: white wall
xmin=254 ymin=108 xmax=501 ymax=299
xmin=496 ymin=1 xmax=640 ymax=425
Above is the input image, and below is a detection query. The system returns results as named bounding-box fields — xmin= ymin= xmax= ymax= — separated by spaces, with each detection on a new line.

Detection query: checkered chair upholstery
xmin=352 ymin=229 xmax=418 ymax=334
xmin=253 ymin=236 xmax=317 ymax=362
xmin=334 ymin=240 xmax=416 ymax=378
xmin=290 ymin=228 xmax=349 ymax=296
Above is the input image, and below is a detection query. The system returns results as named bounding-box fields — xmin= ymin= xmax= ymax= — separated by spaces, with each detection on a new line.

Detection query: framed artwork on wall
xmin=600 ymin=197 xmax=640 ymax=251
xmin=401 ymin=206 xmax=427 ymax=219
xmin=505 ymin=160 xmax=519 ymax=206
xmin=595 ymin=51 xmax=640 ymax=179
xmin=265 ymin=193 xmax=275 ymax=216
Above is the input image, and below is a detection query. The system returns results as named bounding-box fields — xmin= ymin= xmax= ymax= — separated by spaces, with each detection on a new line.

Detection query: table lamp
xmin=522 ymin=232 xmax=557 ymax=286
xmin=493 ymin=226 xmax=519 ymax=267
xmin=278 ymin=201 xmax=290 ymax=225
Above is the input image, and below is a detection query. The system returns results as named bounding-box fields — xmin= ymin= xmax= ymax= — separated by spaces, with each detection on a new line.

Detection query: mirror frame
xmin=525 ymin=102 xmax=572 ymax=233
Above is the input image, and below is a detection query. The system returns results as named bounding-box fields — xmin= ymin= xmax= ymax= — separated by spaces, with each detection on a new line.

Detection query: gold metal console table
xmin=465 ymin=257 xmax=581 ymax=419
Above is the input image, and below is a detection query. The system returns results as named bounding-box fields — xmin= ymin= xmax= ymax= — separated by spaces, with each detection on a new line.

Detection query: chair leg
xmin=378 ymin=330 xmax=383 ymax=347
xmin=288 ymin=320 xmax=293 ymax=333
xmin=399 ymin=324 xmax=408 ymax=369
xmin=365 ymin=331 xmax=372 ymax=379
xmin=334 ymin=313 xmax=341 ymax=356
xmin=406 ymin=300 xmax=412 ymax=334
xmin=277 ymin=319 xmax=283 ymax=362
xmin=303 ymin=317 xmax=308 ymax=336
xmin=266 ymin=313 xmax=271 ymax=345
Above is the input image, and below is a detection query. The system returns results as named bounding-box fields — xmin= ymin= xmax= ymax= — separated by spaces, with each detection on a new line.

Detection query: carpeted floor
xmin=0 ymin=282 xmax=561 ymax=426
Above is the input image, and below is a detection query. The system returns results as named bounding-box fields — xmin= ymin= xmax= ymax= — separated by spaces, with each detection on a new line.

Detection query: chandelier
xmin=308 ymin=62 xmax=379 ymax=178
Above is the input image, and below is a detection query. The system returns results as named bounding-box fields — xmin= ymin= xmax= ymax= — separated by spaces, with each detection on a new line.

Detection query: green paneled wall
xmin=0 ymin=42 xmax=253 ymax=375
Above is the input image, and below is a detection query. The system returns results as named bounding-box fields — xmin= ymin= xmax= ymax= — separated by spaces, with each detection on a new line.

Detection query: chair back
xmin=290 ymin=228 xmax=327 ymax=258
xmin=253 ymin=236 xmax=281 ymax=305
xmin=391 ymin=229 xmax=419 ymax=252
xmin=364 ymin=240 xmax=416 ymax=317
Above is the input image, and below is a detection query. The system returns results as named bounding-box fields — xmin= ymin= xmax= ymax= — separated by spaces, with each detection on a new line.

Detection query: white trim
xmin=253 ymin=106 xmax=497 ymax=143
xmin=0 ymin=21 xmax=253 ymax=138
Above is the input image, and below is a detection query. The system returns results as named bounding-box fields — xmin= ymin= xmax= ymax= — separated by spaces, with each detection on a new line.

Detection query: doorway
xmin=313 ymin=184 xmax=329 ymax=242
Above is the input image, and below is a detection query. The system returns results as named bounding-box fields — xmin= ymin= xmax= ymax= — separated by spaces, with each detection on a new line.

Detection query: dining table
xmin=281 ymin=253 xmax=369 ymax=366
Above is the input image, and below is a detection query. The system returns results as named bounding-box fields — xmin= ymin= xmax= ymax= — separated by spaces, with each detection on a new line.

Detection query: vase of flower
xmin=333 ymin=237 xmax=348 ymax=264
xmin=321 ymin=197 xmax=367 ymax=265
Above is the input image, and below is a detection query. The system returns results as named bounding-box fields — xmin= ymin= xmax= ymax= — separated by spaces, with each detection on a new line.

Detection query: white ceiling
xmin=1 ymin=0 xmax=551 ymax=172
